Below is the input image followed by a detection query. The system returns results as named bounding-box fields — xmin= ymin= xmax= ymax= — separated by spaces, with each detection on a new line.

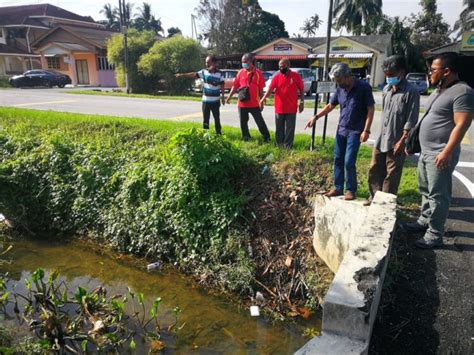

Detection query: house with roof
xmin=250 ymin=35 xmax=392 ymax=87
xmin=0 ymin=4 xmax=118 ymax=86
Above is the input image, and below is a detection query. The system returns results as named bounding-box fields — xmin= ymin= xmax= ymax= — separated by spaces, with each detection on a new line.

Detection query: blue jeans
xmin=334 ymin=133 xmax=361 ymax=193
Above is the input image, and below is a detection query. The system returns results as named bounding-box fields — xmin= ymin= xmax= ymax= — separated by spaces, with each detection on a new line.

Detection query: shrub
xmin=0 ymin=120 xmax=253 ymax=292
xmin=107 ymin=29 xmax=157 ymax=93
xmin=138 ymin=35 xmax=202 ymax=95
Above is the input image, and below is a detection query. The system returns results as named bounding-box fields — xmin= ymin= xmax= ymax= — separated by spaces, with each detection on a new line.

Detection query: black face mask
xmin=280 ymin=67 xmax=289 ymax=74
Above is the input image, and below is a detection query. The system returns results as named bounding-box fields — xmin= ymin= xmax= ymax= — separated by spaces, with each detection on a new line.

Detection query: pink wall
xmin=98 ymin=70 xmax=117 ymax=87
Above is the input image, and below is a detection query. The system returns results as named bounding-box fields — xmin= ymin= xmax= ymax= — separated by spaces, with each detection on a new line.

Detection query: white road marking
xmin=456 ymin=162 xmax=474 ymax=168
xmin=453 ymin=171 xmax=474 ymax=198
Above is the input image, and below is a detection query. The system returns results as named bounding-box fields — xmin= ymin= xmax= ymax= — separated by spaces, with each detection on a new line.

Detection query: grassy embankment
xmin=0 ymin=107 xmax=419 ymax=316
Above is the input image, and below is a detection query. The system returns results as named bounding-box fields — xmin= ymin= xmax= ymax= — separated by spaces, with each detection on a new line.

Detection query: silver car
xmin=264 ymin=68 xmax=316 ymax=96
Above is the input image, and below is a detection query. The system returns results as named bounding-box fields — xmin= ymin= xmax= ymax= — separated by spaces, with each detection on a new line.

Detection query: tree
xmin=332 ymin=0 xmax=383 ymax=35
xmin=99 ymin=3 xmax=120 ymax=31
xmin=107 ymin=29 xmax=157 ymax=93
xmin=243 ymin=9 xmax=289 ymax=50
xmin=452 ymin=0 xmax=474 ymax=39
xmin=196 ymin=0 xmax=250 ymax=55
xmin=138 ymin=36 xmax=202 ymax=95
xmin=133 ymin=2 xmax=163 ymax=35
xmin=300 ymin=14 xmax=323 ymax=37
xmin=167 ymin=27 xmax=182 ymax=37
xmin=196 ymin=0 xmax=287 ymax=54
xmin=410 ymin=0 xmax=450 ymax=52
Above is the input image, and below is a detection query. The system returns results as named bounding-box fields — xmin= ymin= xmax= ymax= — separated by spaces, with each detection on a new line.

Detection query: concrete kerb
xmin=296 ymin=191 xmax=397 ymax=355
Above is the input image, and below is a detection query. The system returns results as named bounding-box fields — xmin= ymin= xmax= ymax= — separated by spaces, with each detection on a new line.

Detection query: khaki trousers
xmin=368 ymin=148 xmax=406 ymax=199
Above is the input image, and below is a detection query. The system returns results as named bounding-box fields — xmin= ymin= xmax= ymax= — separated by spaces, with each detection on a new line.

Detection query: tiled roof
xmin=0 ymin=43 xmax=38 ymax=56
xmin=60 ymin=25 xmax=118 ymax=48
xmin=0 ymin=4 xmax=95 ymax=26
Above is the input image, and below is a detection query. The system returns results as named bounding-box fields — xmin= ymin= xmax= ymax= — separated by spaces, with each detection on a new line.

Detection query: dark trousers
xmin=238 ymin=107 xmax=270 ymax=141
xmin=368 ymin=148 xmax=406 ymax=199
xmin=275 ymin=113 xmax=296 ymax=149
xmin=202 ymin=102 xmax=221 ymax=134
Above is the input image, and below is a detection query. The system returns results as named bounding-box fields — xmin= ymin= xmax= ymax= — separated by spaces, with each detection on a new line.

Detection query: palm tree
xmin=99 ymin=3 xmax=120 ymax=31
xmin=332 ymin=0 xmax=383 ymax=35
xmin=133 ymin=2 xmax=163 ymax=35
xmin=300 ymin=14 xmax=323 ymax=37
xmin=453 ymin=0 xmax=474 ymax=39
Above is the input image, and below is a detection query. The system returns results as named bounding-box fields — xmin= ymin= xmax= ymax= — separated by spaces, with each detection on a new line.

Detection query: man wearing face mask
xmin=402 ymin=52 xmax=474 ymax=248
xmin=364 ymin=55 xmax=420 ymax=206
xmin=226 ymin=53 xmax=271 ymax=142
xmin=175 ymin=55 xmax=225 ymax=134
xmin=259 ymin=58 xmax=304 ymax=149
xmin=305 ymin=63 xmax=375 ymax=200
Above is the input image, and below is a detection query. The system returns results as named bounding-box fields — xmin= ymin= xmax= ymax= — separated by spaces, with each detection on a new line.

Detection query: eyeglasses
xmin=429 ymin=67 xmax=446 ymax=73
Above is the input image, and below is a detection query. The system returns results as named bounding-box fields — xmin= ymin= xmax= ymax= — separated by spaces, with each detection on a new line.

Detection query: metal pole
xmin=311 ymin=82 xmax=319 ymax=151
xmin=322 ymin=0 xmax=334 ymax=145
xmin=118 ymin=0 xmax=130 ymax=94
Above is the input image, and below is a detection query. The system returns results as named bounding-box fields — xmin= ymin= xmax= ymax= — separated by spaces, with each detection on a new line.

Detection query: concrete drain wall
xmin=296 ymin=191 xmax=397 ymax=355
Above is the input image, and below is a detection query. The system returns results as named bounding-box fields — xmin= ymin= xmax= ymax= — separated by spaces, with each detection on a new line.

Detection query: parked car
xmin=9 ymin=69 xmax=71 ymax=88
xmin=263 ymin=70 xmax=276 ymax=81
xmin=193 ymin=69 xmax=238 ymax=92
xmin=406 ymin=72 xmax=429 ymax=95
xmin=264 ymin=68 xmax=316 ymax=96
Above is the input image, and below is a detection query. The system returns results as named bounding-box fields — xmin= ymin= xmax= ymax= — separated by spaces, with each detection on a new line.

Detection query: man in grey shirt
xmin=366 ymin=55 xmax=419 ymax=205
xmin=403 ymin=52 xmax=474 ymax=248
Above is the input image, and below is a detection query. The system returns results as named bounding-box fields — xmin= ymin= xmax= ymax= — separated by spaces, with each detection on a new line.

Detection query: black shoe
xmin=415 ymin=235 xmax=443 ymax=249
xmin=401 ymin=221 xmax=428 ymax=234
xmin=242 ymin=136 xmax=251 ymax=141
xmin=263 ymin=136 xmax=271 ymax=143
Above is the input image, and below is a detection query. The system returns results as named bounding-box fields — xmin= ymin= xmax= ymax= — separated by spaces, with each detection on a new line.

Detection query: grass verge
xmin=0 ymin=107 xmax=420 ymax=317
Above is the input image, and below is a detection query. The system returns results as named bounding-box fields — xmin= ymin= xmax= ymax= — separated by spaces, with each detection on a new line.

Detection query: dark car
xmin=406 ymin=72 xmax=429 ymax=95
xmin=9 ymin=70 xmax=72 ymax=88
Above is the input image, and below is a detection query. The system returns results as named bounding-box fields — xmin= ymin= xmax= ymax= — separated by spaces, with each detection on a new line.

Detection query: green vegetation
xmin=0 ymin=107 xmax=420 ymax=313
xmin=107 ymin=31 xmax=202 ymax=94
xmin=138 ymin=35 xmax=202 ymax=95
xmin=0 ymin=258 xmax=180 ymax=352
xmin=0 ymin=77 xmax=10 ymax=88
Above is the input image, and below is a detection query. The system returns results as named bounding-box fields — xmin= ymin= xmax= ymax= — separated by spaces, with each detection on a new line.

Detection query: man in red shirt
xmin=260 ymin=58 xmax=304 ymax=149
xmin=226 ymin=53 xmax=270 ymax=142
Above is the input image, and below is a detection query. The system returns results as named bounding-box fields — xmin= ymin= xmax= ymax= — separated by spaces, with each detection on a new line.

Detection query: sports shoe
xmin=415 ymin=233 xmax=443 ymax=249
xmin=400 ymin=221 xmax=428 ymax=234
xmin=325 ymin=189 xmax=343 ymax=197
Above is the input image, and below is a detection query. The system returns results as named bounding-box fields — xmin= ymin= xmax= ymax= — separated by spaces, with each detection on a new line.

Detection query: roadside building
xmin=0 ymin=4 xmax=118 ymax=86
xmin=246 ymin=35 xmax=392 ymax=88
xmin=424 ymin=31 xmax=474 ymax=88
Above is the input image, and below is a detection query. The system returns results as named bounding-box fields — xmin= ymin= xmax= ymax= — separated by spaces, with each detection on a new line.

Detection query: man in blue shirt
xmin=306 ymin=63 xmax=375 ymax=200
xmin=176 ymin=55 xmax=225 ymax=134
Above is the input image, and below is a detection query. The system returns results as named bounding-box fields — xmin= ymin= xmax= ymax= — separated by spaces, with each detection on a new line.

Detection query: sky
xmin=0 ymin=0 xmax=464 ymax=38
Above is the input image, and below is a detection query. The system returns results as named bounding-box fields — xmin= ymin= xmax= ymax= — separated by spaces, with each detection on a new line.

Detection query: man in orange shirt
xmin=260 ymin=58 xmax=304 ymax=148
xmin=226 ymin=53 xmax=270 ymax=142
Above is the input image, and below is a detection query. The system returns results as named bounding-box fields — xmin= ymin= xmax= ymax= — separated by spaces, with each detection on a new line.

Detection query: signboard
xmin=316 ymin=81 xmax=336 ymax=93
xmin=461 ymin=31 xmax=474 ymax=52
xmin=311 ymin=58 xmax=369 ymax=68
xmin=273 ymin=43 xmax=292 ymax=52
xmin=331 ymin=39 xmax=353 ymax=52
xmin=63 ymin=56 xmax=70 ymax=64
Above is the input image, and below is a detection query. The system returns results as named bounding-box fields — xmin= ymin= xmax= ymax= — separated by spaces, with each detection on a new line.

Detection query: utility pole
xmin=322 ymin=0 xmax=334 ymax=145
xmin=118 ymin=0 xmax=130 ymax=94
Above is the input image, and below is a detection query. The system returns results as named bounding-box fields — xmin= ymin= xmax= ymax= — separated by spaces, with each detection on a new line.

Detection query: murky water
xmin=1 ymin=237 xmax=320 ymax=354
